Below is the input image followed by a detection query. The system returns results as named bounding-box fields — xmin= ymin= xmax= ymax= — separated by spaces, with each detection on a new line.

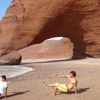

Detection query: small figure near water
xmin=48 ymin=71 xmax=78 ymax=95
xmin=0 ymin=75 xmax=8 ymax=98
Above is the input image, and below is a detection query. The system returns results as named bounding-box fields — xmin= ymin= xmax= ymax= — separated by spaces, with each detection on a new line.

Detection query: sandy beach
xmin=0 ymin=0 xmax=100 ymax=100
xmin=0 ymin=58 xmax=100 ymax=100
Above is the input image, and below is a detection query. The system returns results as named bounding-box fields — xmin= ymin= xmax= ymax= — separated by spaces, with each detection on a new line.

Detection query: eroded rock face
xmin=19 ymin=37 xmax=74 ymax=59
xmin=0 ymin=22 xmax=2 ymax=38
xmin=0 ymin=22 xmax=1 ymax=33
xmin=0 ymin=51 xmax=22 ymax=65
xmin=0 ymin=0 xmax=100 ymax=57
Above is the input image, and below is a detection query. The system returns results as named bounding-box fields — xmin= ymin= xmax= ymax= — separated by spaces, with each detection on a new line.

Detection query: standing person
xmin=48 ymin=71 xmax=78 ymax=95
xmin=0 ymin=75 xmax=8 ymax=98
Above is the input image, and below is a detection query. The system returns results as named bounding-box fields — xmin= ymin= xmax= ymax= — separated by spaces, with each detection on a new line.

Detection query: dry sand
xmin=0 ymin=58 xmax=100 ymax=100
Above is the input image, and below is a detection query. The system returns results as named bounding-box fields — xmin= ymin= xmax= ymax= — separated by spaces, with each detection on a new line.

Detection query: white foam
xmin=0 ymin=65 xmax=33 ymax=78
xmin=48 ymin=37 xmax=63 ymax=41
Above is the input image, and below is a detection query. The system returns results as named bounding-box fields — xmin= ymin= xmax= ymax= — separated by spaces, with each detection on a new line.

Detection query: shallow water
xmin=0 ymin=65 xmax=33 ymax=78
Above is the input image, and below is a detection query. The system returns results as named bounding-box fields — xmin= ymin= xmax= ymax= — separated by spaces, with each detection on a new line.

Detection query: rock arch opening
xmin=32 ymin=1 xmax=88 ymax=58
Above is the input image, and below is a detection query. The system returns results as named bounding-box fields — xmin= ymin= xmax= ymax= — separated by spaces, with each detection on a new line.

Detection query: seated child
xmin=48 ymin=71 xmax=78 ymax=95
xmin=0 ymin=75 xmax=8 ymax=98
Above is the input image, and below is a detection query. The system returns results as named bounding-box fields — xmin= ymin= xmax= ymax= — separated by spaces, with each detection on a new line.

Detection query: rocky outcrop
xmin=0 ymin=0 xmax=100 ymax=58
xmin=19 ymin=37 xmax=74 ymax=60
xmin=0 ymin=51 xmax=22 ymax=65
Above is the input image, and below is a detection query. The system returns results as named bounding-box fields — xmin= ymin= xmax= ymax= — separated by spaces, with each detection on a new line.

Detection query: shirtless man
xmin=48 ymin=71 xmax=78 ymax=95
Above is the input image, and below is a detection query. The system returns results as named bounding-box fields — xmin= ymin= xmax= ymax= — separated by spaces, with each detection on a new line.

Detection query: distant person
xmin=0 ymin=75 xmax=8 ymax=98
xmin=48 ymin=71 xmax=78 ymax=95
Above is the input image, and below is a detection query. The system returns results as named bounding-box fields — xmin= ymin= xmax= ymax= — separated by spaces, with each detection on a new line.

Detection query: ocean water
xmin=0 ymin=65 xmax=33 ymax=78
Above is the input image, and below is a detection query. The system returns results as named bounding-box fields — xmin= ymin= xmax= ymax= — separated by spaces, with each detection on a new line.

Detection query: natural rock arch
xmin=32 ymin=3 xmax=86 ymax=58
xmin=0 ymin=0 xmax=100 ymax=58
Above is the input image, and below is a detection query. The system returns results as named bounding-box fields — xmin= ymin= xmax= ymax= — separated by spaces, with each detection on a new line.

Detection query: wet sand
xmin=0 ymin=59 xmax=100 ymax=100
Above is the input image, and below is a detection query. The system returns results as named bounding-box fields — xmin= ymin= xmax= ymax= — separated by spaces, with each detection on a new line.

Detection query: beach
xmin=0 ymin=58 xmax=100 ymax=100
xmin=0 ymin=0 xmax=100 ymax=100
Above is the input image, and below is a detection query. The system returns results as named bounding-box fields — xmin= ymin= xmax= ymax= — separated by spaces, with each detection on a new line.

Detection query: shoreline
xmin=0 ymin=65 xmax=33 ymax=78
xmin=0 ymin=58 xmax=100 ymax=80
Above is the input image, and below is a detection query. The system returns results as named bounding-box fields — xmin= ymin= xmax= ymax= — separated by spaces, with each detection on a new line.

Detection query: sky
xmin=0 ymin=0 xmax=12 ymax=20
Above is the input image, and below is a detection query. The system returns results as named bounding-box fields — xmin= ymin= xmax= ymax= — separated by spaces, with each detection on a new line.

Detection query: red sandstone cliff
xmin=0 ymin=0 xmax=100 ymax=58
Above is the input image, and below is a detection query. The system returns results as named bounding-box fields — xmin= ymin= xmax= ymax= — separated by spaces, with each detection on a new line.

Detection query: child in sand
xmin=48 ymin=71 xmax=78 ymax=95
xmin=0 ymin=75 xmax=8 ymax=98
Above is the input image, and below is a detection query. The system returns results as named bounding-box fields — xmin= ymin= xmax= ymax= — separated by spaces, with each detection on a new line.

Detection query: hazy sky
xmin=0 ymin=0 xmax=12 ymax=20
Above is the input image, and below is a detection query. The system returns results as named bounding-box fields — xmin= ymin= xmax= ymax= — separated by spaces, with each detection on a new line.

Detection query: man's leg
xmin=51 ymin=87 xmax=58 ymax=95
xmin=48 ymin=83 xmax=59 ymax=95
xmin=48 ymin=83 xmax=56 ymax=87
